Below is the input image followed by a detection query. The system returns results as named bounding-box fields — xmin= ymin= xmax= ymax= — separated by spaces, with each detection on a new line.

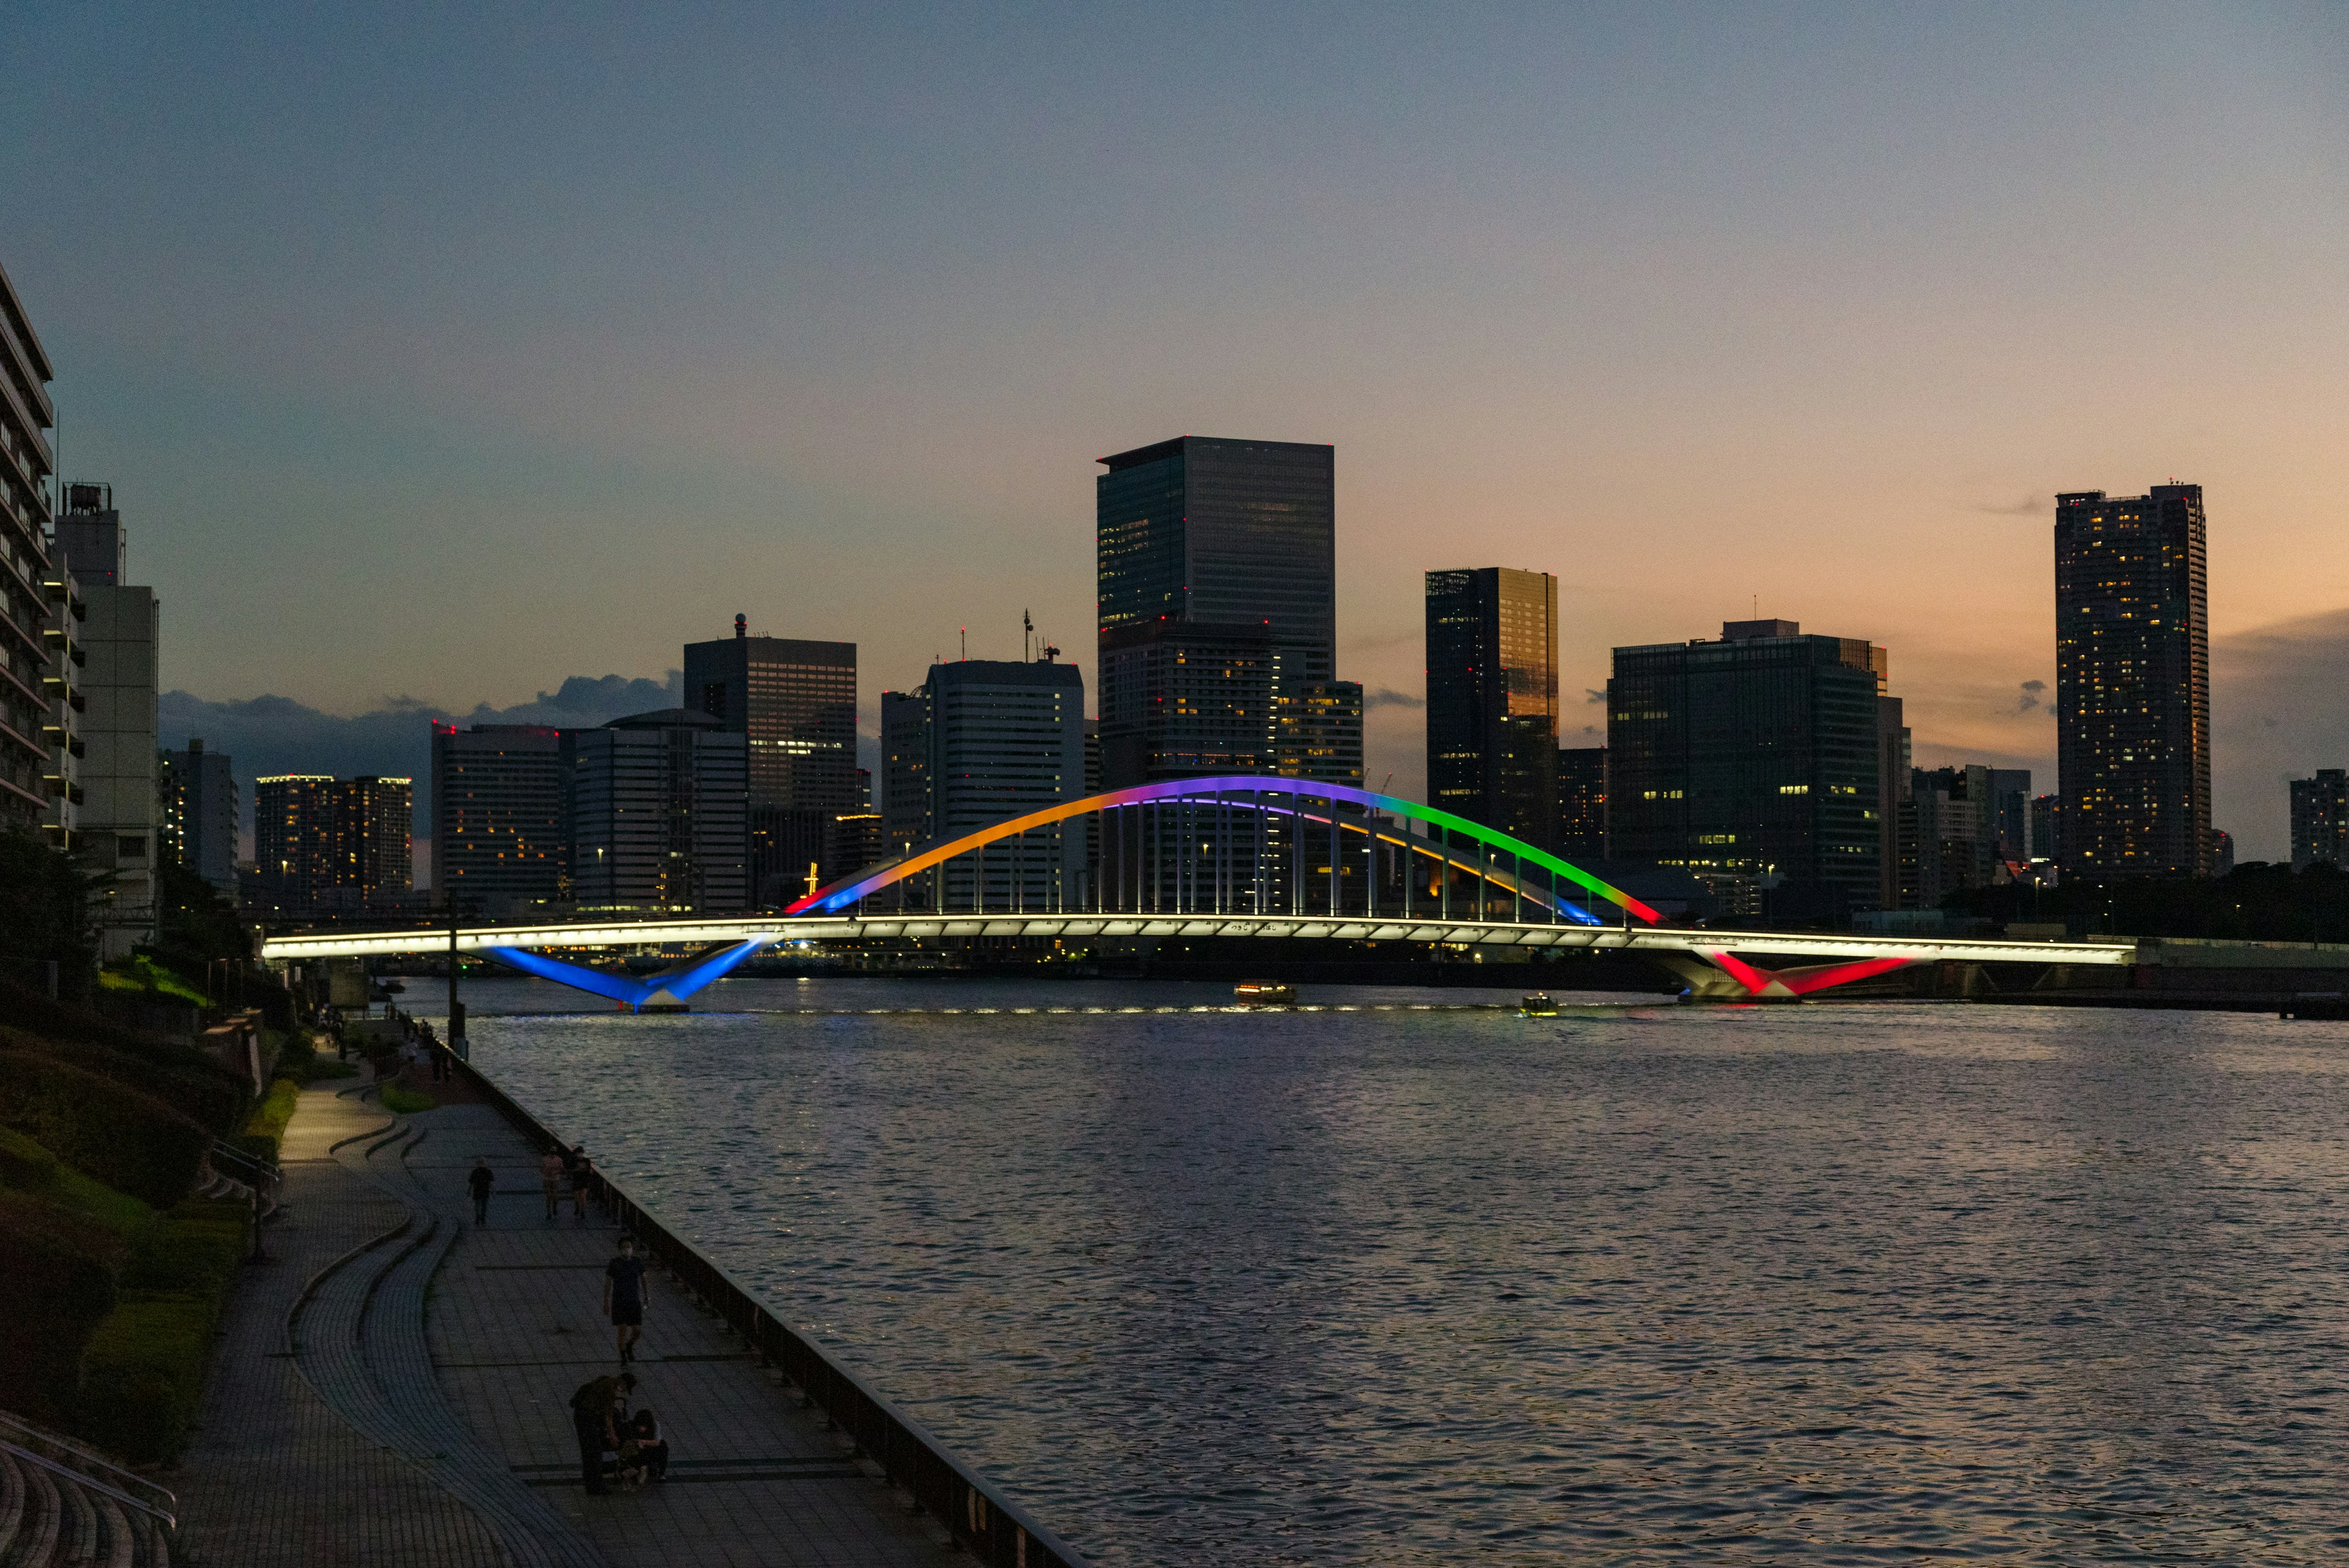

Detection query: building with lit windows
xmin=921 ymin=657 xmax=1086 ymax=910
xmin=683 ymin=617 xmax=856 ymax=904
xmin=1096 ymin=436 xmax=1359 ymax=788
xmin=255 ymin=774 xmax=412 ymax=909
xmin=1274 ymin=680 xmax=1364 ymax=787
xmin=158 ymin=738 xmax=237 ymax=892
xmin=1425 ymin=568 xmax=1560 ymax=849
xmin=2054 ymin=484 xmax=2213 ymax=878
xmin=1558 ymin=746 xmax=1605 ymax=862
xmin=564 ymin=709 xmax=748 ymax=913
xmin=431 ymin=723 xmax=566 ymax=914
xmin=1606 ymin=620 xmax=1891 ymax=916
xmin=2291 ymin=770 xmax=2347 ymax=871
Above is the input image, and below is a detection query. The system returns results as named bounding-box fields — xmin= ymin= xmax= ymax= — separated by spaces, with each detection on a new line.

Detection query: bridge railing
xmin=452 ymin=1055 xmax=1094 ymax=1568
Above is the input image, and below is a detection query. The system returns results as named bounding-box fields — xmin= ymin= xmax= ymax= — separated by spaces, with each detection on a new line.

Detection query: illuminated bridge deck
xmin=260 ymin=913 xmax=2140 ymax=971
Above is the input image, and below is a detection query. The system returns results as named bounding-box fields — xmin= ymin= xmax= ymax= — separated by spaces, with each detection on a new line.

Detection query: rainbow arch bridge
xmin=259 ymin=777 xmax=2134 ymax=1006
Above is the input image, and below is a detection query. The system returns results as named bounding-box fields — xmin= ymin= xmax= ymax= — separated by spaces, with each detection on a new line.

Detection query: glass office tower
xmin=1425 ymin=568 xmax=1560 ymax=849
xmin=1097 ymin=436 xmax=1354 ymax=787
xmin=2054 ymin=484 xmax=2213 ymax=879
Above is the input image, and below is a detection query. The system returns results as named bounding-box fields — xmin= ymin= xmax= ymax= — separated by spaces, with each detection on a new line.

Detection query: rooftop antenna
xmin=734 ymin=612 xmax=746 ymax=640
xmin=1023 ymin=608 xmax=1033 ymax=661
xmin=960 ymin=626 xmax=966 ymax=661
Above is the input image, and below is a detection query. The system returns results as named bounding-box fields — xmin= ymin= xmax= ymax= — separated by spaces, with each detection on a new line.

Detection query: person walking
xmin=605 ymin=1235 xmax=648 ymax=1364
xmin=540 ymin=1147 xmax=565 ymax=1221
xmin=567 ymin=1143 xmax=593 ymax=1222
xmin=568 ymin=1371 xmax=636 ymax=1495
xmin=467 ymin=1157 xmax=494 ymax=1226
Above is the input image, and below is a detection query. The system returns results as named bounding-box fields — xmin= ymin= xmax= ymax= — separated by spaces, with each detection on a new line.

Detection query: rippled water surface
xmin=441 ymin=977 xmax=2349 ymax=1564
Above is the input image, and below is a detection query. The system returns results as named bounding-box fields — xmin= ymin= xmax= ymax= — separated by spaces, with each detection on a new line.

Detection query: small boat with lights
xmin=1234 ymin=981 xmax=1297 ymax=1006
xmin=1520 ymin=992 xmax=1559 ymax=1016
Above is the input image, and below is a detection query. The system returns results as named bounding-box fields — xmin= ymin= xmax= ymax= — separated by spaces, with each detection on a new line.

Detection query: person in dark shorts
xmin=567 ymin=1144 xmax=592 ymax=1220
xmin=605 ymin=1235 xmax=648 ymax=1363
xmin=568 ymin=1371 xmax=635 ymax=1495
xmin=466 ymin=1157 xmax=494 ymax=1225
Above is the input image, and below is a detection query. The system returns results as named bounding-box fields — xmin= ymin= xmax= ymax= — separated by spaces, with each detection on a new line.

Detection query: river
xmin=431 ymin=977 xmax=2349 ymax=1564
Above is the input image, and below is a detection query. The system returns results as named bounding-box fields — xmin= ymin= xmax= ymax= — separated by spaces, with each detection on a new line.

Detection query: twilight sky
xmin=3 ymin=4 xmax=2344 ymax=860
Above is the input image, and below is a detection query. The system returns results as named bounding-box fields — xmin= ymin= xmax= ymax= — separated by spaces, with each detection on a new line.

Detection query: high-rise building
xmin=1607 ymin=619 xmax=1891 ymax=916
xmin=683 ymin=617 xmax=856 ymax=904
xmin=1425 ymin=568 xmax=1560 ymax=848
xmin=0 ymin=261 xmax=63 ymax=841
xmin=2054 ymin=484 xmax=2213 ymax=878
xmin=2029 ymin=795 xmax=2060 ymax=874
xmin=53 ymin=484 xmax=159 ymax=956
xmin=1911 ymin=765 xmax=1995 ymax=908
xmin=158 ymin=738 xmax=237 ymax=892
xmin=1096 ymin=436 xmax=1357 ymax=788
xmin=254 ymin=775 xmax=333 ymax=903
xmin=1274 ymin=680 xmax=1365 ymax=788
xmin=1558 ymin=746 xmax=1606 ymax=862
xmin=565 ymin=708 xmax=748 ymax=912
xmin=919 ymin=658 xmax=1086 ymax=910
xmin=2291 ymin=770 xmax=2347 ymax=871
xmin=254 ymin=774 xmax=412 ymax=908
xmin=1877 ymin=696 xmax=1913 ymax=909
xmin=1097 ymin=620 xmax=1275 ymax=786
xmin=431 ymin=723 xmax=566 ymax=914
xmin=877 ymin=686 xmax=932 ymax=907
xmin=1987 ymin=768 xmax=2032 ymax=862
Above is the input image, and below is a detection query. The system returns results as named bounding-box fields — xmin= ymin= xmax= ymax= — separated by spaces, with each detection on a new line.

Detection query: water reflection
xmin=440 ymin=978 xmax=2349 ymax=1564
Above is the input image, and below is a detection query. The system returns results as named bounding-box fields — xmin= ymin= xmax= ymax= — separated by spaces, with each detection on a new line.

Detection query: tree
xmin=0 ymin=831 xmax=100 ymax=999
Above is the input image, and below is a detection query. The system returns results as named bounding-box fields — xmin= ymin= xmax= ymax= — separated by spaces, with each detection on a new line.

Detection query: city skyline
xmin=4 ymin=8 xmax=2343 ymax=859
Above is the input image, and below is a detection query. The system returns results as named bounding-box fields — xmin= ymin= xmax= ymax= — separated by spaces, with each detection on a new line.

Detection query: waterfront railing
xmin=453 ymin=1057 xmax=1092 ymax=1568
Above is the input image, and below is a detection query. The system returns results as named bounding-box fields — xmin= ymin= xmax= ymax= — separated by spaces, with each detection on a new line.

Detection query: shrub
xmin=0 ymin=1052 xmax=212 ymax=1208
xmin=379 ymin=1085 xmax=437 ymax=1115
xmin=0 ymin=1128 xmax=150 ymax=1236
xmin=237 ymin=1076 xmax=302 ymax=1163
xmin=79 ymin=1198 xmax=250 ymax=1462
xmin=0 ymin=1191 xmax=125 ymax=1422
xmin=0 ymin=1011 xmax=251 ymax=1135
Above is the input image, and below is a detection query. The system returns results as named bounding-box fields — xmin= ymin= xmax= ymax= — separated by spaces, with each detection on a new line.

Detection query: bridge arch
xmin=787 ymin=776 xmax=1660 ymax=926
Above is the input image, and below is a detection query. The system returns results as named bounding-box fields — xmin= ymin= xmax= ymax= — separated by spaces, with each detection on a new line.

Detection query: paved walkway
xmin=173 ymin=1079 xmax=962 ymax=1568
xmin=174 ymin=1083 xmax=507 ymax=1567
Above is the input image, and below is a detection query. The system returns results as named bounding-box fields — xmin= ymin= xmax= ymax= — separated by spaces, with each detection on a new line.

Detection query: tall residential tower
xmin=2054 ymin=485 xmax=2213 ymax=878
xmin=0 ymin=260 xmax=65 ymax=841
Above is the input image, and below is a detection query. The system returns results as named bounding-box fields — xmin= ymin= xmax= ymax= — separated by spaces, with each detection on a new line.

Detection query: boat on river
xmin=1234 ymin=981 xmax=1297 ymax=1006
xmin=1520 ymin=992 xmax=1559 ymax=1016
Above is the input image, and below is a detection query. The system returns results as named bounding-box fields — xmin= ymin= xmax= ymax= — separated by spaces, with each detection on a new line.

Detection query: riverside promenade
xmin=173 ymin=1079 xmax=970 ymax=1567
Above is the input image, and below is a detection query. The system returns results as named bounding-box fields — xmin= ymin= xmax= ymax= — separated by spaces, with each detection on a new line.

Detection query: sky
xmin=3 ymin=3 xmax=2343 ymax=864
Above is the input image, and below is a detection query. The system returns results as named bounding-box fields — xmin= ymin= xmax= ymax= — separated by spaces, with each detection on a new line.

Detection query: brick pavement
xmin=408 ymin=1102 xmax=960 ymax=1568
xmin=173 ymin=1084 xmax=507 ymax=1567
xmin=173 ymin=1080 xmax=964 ymax=1568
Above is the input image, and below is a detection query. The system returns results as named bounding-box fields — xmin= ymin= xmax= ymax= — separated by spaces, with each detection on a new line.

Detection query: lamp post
xmin=446 ymin=892 xmax=469 ymax=1060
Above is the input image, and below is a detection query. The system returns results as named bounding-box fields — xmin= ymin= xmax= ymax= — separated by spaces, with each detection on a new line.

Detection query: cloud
xmin=160 ymin=671 xmax=685 ymax=880
xmin=1973 ymin=494 xmax=2049 ymax=517
xmin=2014 ymin=677 xmax=2047 ymax=715
xmin=1363 ymin=686 xmax=1425 ymax=710
xmin=2212 ymin=609 xmax=2349 ymax=863
xmin=1585 ymin=688 xmax=1606 ymax=704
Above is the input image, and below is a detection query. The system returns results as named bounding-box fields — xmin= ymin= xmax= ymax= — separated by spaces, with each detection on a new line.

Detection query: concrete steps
xmin=0 ymin=1411 xmax=176 ymax=1568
